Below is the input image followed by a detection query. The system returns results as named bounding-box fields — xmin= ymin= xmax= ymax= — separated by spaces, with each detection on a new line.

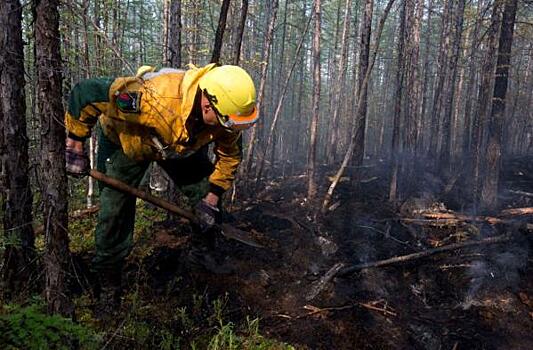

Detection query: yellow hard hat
xmin=198 ymin=65 xmax=258 ymax=130
xmin=136 ymin=65 xmax=155 ymax=78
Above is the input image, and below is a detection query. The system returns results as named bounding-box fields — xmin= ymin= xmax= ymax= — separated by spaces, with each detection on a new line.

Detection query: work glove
xmin=65 ymin=137 xmax=89 ymax=177
xmin=194 ymin=200 xmax=221 ymax=233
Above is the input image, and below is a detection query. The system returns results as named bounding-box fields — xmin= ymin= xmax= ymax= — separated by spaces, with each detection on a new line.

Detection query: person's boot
xmin=93 ymin=268 xmax=122 ymax=322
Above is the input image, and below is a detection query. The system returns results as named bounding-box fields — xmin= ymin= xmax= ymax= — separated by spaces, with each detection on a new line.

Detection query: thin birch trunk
xmin=82 ymin=0 xmax=96 ymax=208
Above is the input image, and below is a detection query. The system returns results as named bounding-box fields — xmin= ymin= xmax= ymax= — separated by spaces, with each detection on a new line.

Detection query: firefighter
xmin=64 ymin=64 xmax=257 ymax=317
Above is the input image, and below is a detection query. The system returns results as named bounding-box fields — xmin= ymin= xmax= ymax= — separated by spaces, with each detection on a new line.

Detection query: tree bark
xmin=440 ymin=0 xmax=465 ymax=169
xmin=418 ymin=0 xmax=433 ymax=152
xmin=480 ymin=0 xmax=518 ymax=212
xmin=403 ymin=0 xmax=423 ymax=179
xmin=326 ymin=0 xmax=353 ymax=164
xmin=352 ymin=0 xmax=374 ymax=168
xmin=169 ymin=0 xmax=182 ymax=67
xmin=471 ymin=1 xmax=502 ymax=206
xmin=35 ymin=0 xmax=72 ymax=316
xmin=211 ymin=0 xmax=230 ymax=63
xmin=163 ymin=0 xmax=170 ymax=64
xmin=232 ymin=0 xmax=249 ymax=65
xmin=0 ymin=0 xmax=36 ymax=301
xmin=308 ymin=0 xmax=321 ymax=200
xmin=389 ymin=0 xmax=407 ymax=202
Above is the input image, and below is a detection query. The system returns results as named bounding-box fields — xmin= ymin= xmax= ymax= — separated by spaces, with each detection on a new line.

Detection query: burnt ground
xmin=73 ymin=157 xmax=533 ymax=349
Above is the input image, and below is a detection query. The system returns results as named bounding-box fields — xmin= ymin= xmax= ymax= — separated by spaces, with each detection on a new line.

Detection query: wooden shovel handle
xmin=89 ymin=169 xmax=198 ymax=224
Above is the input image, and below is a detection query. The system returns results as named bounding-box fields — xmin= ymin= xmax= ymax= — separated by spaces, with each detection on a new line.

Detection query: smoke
xmin=462 ymin=235 xmax=529 ymax=310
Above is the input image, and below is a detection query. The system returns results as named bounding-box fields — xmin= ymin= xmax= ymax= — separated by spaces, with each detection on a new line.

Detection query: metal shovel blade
xmin=219 ymin=223 xmax=264 ymax=248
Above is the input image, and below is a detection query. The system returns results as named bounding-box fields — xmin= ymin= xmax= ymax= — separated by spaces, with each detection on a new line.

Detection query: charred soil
xmin=72 ymin=157 xmax=533 ymax=349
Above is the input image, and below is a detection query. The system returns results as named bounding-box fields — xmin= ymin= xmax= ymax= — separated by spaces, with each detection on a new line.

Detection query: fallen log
xmin=306 ymin=233 xmax=513 ymax=301
xmin=336 ymin=234 xmax=511 ymax=277
xmin=402 ymin=207 xmax=533 ymax=226
xmin=500 ymin=207 xmax=533 ymax=217
xmin=406 ymin=212 xmax=503 ymax=225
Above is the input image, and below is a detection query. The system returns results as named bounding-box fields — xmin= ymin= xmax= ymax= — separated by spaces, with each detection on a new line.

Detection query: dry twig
xmin=307 ymin=233 xmax=514 ymax=300
xmin=358 ymin=301 xmax=397 ymax=317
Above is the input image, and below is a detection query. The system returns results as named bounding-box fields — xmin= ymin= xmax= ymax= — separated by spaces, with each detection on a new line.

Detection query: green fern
xmin=0 ymin=301 xmax=102 ymax=350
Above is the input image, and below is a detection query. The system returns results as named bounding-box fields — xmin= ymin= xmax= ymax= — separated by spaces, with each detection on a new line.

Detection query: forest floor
xmin=68 ymin=156 xmax=533 ymax=349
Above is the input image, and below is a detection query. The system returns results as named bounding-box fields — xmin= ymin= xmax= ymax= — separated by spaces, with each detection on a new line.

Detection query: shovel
xmin=89 ymin=169 xmax=264 ymax=248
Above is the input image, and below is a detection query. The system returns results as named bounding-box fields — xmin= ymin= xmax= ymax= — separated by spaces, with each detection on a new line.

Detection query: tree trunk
xmin=232 ymin=0 xmax=249 ymax=65
xmin=480 ymin=0 xmax=518 ymax=212
xmin=403 ymin=0 xmax=423 ymax=180
xmin=418 ymin=0 xmax=433 ymax=152
xmin=428 ymin=0 xmax=452 ymax=158
xmin=81 ymin=0 xmax=96 ymax=208
xmin=471 ymin=1 xmax=502 ymax=206
xmin=389 ymin=0 xmax=407 ymax=202
xmin=352 ymin=0 xmax=373 ymax=168
xmin=326 ymin=0 xmax=353 ymax=164
xmin=515 ymin=43 xmax=532 ymax=154
xmin=462 ymin=0 xmax=485 ymax=158
xmin=440 ymin=0 xmax=465 ymax=169
xmin=163 ymin=0 xmax=170 ymax=64
xmin=308 ymin=0 xmax=321 ymax=200
xmin=0 ymin=0 xmax=36 ymax=301
xmin=169 ymin=0 xmax=182 ymax=67
xmin=211 ymin=0 xmax=230 ymax=63
xmin=35 ymin=0 xmax=72 ymax=316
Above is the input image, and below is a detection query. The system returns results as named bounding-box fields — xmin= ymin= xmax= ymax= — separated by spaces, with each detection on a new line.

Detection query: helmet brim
xmin=227 ymin=107 xmax=258 ymax=126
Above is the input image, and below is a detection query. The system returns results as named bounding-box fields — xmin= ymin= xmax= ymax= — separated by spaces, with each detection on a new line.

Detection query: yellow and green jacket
xmin=65 ymin=64 xmax=242 ymax=194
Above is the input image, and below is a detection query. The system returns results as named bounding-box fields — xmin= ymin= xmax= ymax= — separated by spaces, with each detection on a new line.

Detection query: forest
xmin=1 ymin=0 xmax=532 ymax=348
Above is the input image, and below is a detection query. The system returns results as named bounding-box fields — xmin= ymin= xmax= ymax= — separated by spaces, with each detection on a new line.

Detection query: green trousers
xmin=93 ymin=128 xmax=214 ymax=272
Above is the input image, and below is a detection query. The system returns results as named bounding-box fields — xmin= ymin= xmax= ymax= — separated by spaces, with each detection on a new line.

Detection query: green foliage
xmin=207 ymin=316 xmax=295 ymax=350
xmin=0 ymin=300 xmax=102 ymax=350
xmin=130 ymin=202 xmax=167 ymax=260
xmin=68 ymin=216 xmax=97 ymax=253
xmin=107 ymin=289 xmax=292 ymax=349
xmin=190 ymin=295 xmax=293 ymax=350
xmin=123 ymin=319 xmax=153 ymax=345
